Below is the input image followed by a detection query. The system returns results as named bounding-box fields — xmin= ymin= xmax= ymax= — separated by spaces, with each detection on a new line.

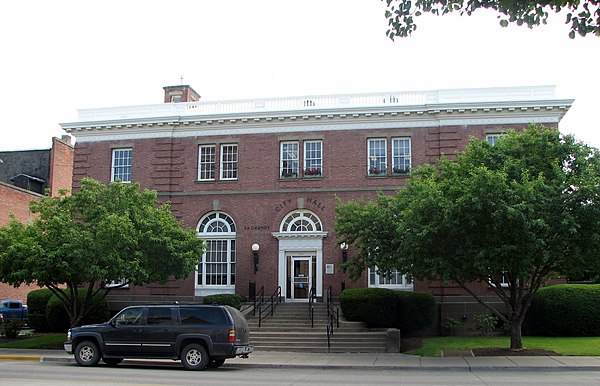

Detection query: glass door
xmin=291 ymin=256 xmax=312 ymax=302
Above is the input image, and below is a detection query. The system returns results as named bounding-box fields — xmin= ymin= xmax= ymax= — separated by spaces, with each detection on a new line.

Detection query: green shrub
xmin=441 ymin=317 xmax=462 ymax=336
xmin=524 ymin=284 xmax=600 ymax=336
xmin=46 ymin=289 xmax=111 ymax=332
xmin=473 ymin=314 xmax=498 ymax=336
xmin=340 ymin=288 xmax=396 ymax=328
xmin=26 ymin=288 xmax=54 ymax=332
xmin=202 ymin=294 xmax=246 ymax=310
xmin=395 ymin=291 xmax=436 ymax=335
xmin=1 ymin=317 xmax=24 ymax=338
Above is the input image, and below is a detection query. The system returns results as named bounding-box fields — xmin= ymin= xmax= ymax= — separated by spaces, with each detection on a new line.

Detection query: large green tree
xmin=383 ymin=0 xmax=600 ymax=39
xmin=336 ymin=126 xmax=600 ymax=349
xmin=0 ymin=178 xmax=204 ymax=327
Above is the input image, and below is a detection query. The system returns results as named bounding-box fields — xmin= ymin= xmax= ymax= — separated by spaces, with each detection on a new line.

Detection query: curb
xmin=0 ymin=355 xmax=41 ymax=362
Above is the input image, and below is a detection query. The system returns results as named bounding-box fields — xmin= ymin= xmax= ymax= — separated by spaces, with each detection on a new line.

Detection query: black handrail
xmin=251 ymin=286 xmax=265 ymax=317
xmin=326 ymin=285 xmax=339 ymax=349
xmin=258 ymin=286 xmax=282 ymax=327
xmin=308 ymin=287 xmax=316 ymax=328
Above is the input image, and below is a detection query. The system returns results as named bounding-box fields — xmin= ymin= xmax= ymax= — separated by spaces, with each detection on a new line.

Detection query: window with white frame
xmin=280 ymin=142 xmax=299 ymax=178
xmin=220 ymin=144 xmax=238 ymax=180
xmin=486 ymin=134 xmax=505 ymax=146
xmin=368 ymin=267 xmax=413 ymax=290
xmin=111 ymin=148 xmax=132 ymax=182
xmin=280 ymin=210 xmax=323 ymax=233
xmin=198 ymin=145 xmax=216 ymax=181
xmin=392 ymin=138 xmax=411 ymax=174
xmin=304 ymin=141 xmax=322 ymax=177
xmin=105 ymin=278 xmax=129 ymax=288
xmin=368 ymin=139 xmax=387 ymax=175
xmin=196 ymin=212 xmax=236 ymax=288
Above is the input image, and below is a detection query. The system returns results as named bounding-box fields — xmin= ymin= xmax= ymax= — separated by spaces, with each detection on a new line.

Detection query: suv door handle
xmin=133 ymin=328 xmax=142 ymax=333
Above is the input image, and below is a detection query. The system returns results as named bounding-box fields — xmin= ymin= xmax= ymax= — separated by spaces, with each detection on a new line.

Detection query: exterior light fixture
xmin=252 ymin=243 xmax=260 ymax=273
xmin=340 ymin=243 xmax=348 ymax=263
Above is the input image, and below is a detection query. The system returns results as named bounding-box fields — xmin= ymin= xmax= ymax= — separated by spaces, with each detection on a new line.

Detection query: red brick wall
xmin=73 ymin=122 xmax=548 ymax=300
xmin=48 ymin=137 xmax=74 ymax=196
xmin=0 ymin=182 xmax=42 ymax=303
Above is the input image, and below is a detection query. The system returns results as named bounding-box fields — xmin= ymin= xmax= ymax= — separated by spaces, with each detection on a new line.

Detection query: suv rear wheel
xmin=74 ymin=340 xmax=101 ymax=366
xmin=181 ymin=343 xmax=209 ymax=370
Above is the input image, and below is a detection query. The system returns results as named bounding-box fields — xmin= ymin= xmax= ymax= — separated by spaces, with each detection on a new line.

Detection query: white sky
xmin=1 ymin=0 xmax=598 ymax=151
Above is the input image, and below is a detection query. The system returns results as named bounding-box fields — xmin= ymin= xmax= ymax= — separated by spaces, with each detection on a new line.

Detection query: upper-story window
xmin=111 ymin=148 xmax=132 ymax=183
xmin=281 ymin=142 xmax=299 ymax=178
xmin=198 ymin=145 xmax=216 ymax=181
xmin=220 ymin=144 xmax=238 ymax=180
xmin=367 ymin=139 xmax=387 ymax=176
xmin=304 ymin=141 xmax=322 ymax=177
xmin=392 ymin=138 xmax=411 ymax=175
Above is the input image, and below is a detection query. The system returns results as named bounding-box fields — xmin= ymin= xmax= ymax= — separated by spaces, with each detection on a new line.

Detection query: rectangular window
xmin=367 ymin=139 xmax=387 ymax=176
xmin=220 ymin=144 xmax=238 ymax=180
xmin=392 ymin=138 xmax=411 ymax=174
xmin=198 ymin=145 xmax=216 ymax=181
xmin=198 ymin=239 xmax=235 ymax=287
xmin=486 ymin=134 xmax=505 ymax=146
xmin=280 ymin=142 xmax=299 ymax=178
xmin=368 ymin=267 xmax=413 ymax=290
xmin=111 ymin=148 xmax=132 ymax=183
xmin=304 ymin=141 xmax=322 ymax=177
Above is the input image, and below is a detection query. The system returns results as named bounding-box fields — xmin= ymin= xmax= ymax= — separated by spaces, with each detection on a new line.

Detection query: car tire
xmin=74 ymin=340 xmax=101 ymax=367
xmin=207 ymin=358 xmax=226 ymax=368
xmin=181 ymin=343 xmax=209 ymax=370
xmin=103 ymin=357 xmax=124 ymax=366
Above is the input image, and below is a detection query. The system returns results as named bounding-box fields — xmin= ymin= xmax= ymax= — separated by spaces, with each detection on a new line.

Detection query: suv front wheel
xmin=181 ymin=343 xmax=209 ymax=370
xmin=74 ymin=340 xmax=101 ymax=367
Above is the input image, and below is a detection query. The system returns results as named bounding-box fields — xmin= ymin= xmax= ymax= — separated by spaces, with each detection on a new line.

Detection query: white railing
xmin=74 ymin=86 xmax=556 ymax=123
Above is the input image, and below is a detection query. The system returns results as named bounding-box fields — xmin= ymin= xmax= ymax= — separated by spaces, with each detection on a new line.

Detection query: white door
xmin=291 ymin=256 xmax=312 ymax=302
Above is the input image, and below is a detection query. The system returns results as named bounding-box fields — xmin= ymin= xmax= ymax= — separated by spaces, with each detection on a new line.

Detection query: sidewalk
xmin=1 ymin=349 xmax=600 ymax=371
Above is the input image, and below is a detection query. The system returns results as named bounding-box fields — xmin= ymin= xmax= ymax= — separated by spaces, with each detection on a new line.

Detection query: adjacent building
xmin=60 ymin=85 xmax=572 ymax=310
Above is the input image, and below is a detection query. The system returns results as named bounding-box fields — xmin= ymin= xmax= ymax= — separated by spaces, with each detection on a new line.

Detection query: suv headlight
xmin=66 ymin=330 xmax=72 ymax=342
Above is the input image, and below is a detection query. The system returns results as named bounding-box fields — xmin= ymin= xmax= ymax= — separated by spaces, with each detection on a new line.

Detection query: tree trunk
xmin=509 ymin=318 xmax=523 ymax=350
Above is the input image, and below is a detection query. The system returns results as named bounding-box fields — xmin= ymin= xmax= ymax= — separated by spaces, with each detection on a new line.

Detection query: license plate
xmin=236 ymin=345 xmax=253 ymax=355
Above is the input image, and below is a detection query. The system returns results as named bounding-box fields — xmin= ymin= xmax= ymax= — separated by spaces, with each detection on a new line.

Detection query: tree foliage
xmin=335 ymin=125 xmax=600 ymax=349
xmin=0 ymin=178 xmax=204 ymax=327
xmin=383 ymin=0 xmax=600 ymax=39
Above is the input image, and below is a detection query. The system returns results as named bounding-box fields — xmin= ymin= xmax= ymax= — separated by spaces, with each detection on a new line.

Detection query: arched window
xmin=280 ymin=210 xmax=323 ymax=233
xmin=196 ymin=212 xmax=236 ymax=288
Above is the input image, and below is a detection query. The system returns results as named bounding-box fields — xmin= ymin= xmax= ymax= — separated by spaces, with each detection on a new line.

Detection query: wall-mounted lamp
xmin=252 ymin=243 xmax=260 ymax=273
xmin=340 ymin=242 xmax=348 ymax=265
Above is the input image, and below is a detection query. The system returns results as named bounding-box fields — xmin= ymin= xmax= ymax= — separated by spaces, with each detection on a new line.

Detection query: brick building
xmin=0 ymin=136 xmax=74 ymax=302
xmin=60 ymin=85 xmax=572 ymax=309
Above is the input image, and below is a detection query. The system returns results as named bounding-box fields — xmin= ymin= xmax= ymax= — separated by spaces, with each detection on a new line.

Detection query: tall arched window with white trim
xmin=196 ymin=212 xmax=236 ymax=289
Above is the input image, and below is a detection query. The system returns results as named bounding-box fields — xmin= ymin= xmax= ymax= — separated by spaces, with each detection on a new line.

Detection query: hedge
xmin=202 ymin=294 xmax=246 ymax=310
xmin=26 ymin=288 xmax=54 ymax=332
xmin=46 ymin=289 xmax=111 ymax=332
xmin=523 ymin=284 xmax=600 ymax=336
xmin=395 ymin=291 xmax=436 ymax=335
xmin=340 ymin=288 xmax=397 ymax=327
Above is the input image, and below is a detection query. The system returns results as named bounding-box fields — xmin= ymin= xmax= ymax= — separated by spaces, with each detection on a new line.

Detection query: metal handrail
xmin=251 ymin=286 xmax=265 ymax=317
xmin=308 ymin=287 xmax=316 ymax=328
xmin=258 ymin=286 xmax=282 ymax=327
xmin=326 ymin=286 xmax=339 ymax=349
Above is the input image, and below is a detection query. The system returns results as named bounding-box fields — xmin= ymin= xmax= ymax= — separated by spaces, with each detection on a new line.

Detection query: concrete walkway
xmin=1 ymin=349 xmax=600 ymax=371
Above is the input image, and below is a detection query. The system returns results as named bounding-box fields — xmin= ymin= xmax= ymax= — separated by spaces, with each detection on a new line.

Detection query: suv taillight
xmin=228 ymin=329 xmax=236 ymax=343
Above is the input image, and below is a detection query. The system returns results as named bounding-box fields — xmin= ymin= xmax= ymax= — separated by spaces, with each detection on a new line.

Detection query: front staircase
xmin=245 ymin=302 xmax=389 ymax=353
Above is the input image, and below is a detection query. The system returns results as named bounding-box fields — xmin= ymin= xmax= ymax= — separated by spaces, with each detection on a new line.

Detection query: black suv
xmin=64 ymin=304 xmax=253 ymax=370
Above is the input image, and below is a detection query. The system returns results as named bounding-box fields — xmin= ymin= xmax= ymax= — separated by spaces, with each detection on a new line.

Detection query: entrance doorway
xmin=290 ymin=256 xmax=312 ymax=302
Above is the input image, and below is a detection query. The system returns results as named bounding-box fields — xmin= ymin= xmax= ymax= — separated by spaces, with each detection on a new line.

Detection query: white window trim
xmin=367 ymin=138 xmax=387 ymax=176
xmin=303 ymin=140 xmax=322 ymax=177
xmin=392 ymin=137 xmax=411 ymax=174
xmin=220 ymin=144 xmax=238 ymax=181
xmin=111 ymin=148 xmax=132 ymax=183
xmin=280 ymin=141 xmax=299 ymax=178
xmin=195 ymin=213 xmax=236 ymax=290
xmin=368 ymin=267 xmax=413 ymax=290
xmin=198 ymin=144 xmax=216 ymax=181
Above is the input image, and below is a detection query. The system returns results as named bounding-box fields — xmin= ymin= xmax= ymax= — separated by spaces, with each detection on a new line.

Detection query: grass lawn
xmin=0 ymin=333 xmax=65 ymax=349
xmin=408 ymin=336 xmax=600 ymax=357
